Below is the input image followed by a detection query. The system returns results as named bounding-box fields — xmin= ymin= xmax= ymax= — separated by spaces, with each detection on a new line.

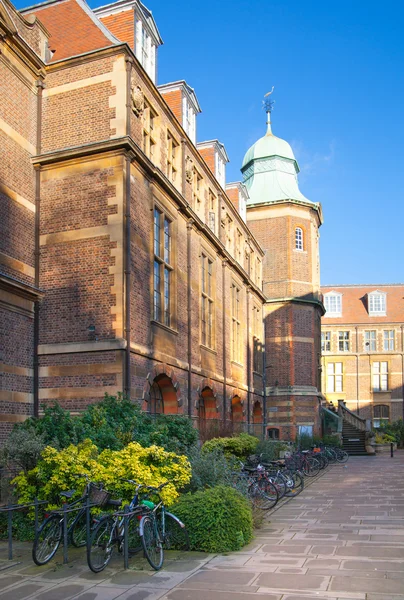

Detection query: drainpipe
xmin=246 ymin=286 xmax=251 ymax=433
xmin=187 ymin=220 xmax=193 ymax=418
xmin=262 ymin=305 xmax=267 ymax=439
xmin=123 ymin=155 xmax=131 ymax=398
xmin=356 ymin=326 xmax=360 ymax=415
xmin=402 ymin=325 xmax=404 ymax=420
xmin=222 ymin=259 xmax=227 ymax=423
xmin=33 ymin=79 xmax=44 ymax=418
xmin=123 ymin=57 xmax=133 ymax=398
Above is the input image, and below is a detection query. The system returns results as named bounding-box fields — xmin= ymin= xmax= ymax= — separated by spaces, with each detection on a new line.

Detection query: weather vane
xmin=263 ymin=87 xmax=275 ymax=113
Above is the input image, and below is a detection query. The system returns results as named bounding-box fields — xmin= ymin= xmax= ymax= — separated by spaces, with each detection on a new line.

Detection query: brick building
xmin=321 ymin=284 xmax=404 ymax=427
xmin=0 ymin=0 xmax=324 ymax=442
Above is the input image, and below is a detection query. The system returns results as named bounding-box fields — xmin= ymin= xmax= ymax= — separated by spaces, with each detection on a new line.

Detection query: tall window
xmin=193 ymin=169 xmax=202 ymax=212
xmin=383 ymin=330 xmax=395 ymax=351
xmin=153 ymin=208 xmax=173 ymax=326
xmin=295 ymin=227 xmax=303 ymax=250
xmin=167 ymin=132 xmax=178 ymax=183
xmin=253 ymin=304 xmax=262 ymax=372
xmin=208 ymin=190 xmax=216 ymax=233
xmin=368 ymin=291 xmax=386 ymax=316
xmin=338 ymin=331 xmax=350 ymax=352
xmin=372 ymin=361 xmax=388 ymax=392
xmin=374 ymin=404 xmax=390 ymax=428
xmin=256 ymin=257 xmax=261 ymax=288
xmin=324 ymin=293 xmax=342 ymax=316
xmin=201 ymin=254 xmax=214 ymax=348
xmin=321 ymin=331 xmax=331 ymax=352
xmin=231 ymin=284 xmax=241 ymax=363
xmin=150 ymin=381 xmax=163 ymax=414
xmin=143 ymin=101 xmax=156 ymax=160
xmin=327 ymin=362 xmax=343 ymax=393
xmin=364 ymin=330 xmax=376 ymax=351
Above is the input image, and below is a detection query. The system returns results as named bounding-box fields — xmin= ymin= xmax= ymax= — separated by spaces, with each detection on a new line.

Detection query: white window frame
xmin=327 ymin=362 xmax=343 ymax=393
xmin=364 ymin=330 xmax=376 ymax=352
xmin=324 ymin=292 xmax=342 ymax=317
xmin=321 ymin=331 xmax=331 ymax=352
xmin=368 ymin=291 xmax=387 ymax=316
xmin=295 ymin=227 xmax=303 ymax=251
xmin=338 ymin=331 xmax=350 ymax=352
xmin=372 ymin=361 xmax=388 ymax=392
xmin=373 ymin=404 xmax=390 ymax=428
xmin=383 ymin=330 xmax=395 ymax=351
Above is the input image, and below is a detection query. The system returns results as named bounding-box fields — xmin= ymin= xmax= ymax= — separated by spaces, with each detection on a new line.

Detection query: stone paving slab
xmin=1 ymin=452 xmax=404 ymax=599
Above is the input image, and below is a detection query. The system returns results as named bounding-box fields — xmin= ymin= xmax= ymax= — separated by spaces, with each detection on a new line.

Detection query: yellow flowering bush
xmin=12 ymin=439 xmax=191 ymax=508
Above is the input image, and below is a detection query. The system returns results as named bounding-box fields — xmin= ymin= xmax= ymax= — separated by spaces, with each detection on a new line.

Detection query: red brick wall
xmin=160 ymin=89 xmax=182 ymax=123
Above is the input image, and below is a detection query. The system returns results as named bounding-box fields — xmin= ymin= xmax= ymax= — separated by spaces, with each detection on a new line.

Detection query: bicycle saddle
xmin=60 ymin=489 xmax=76 ymax=498
xmin=243 ymin=466 xmax=256 ymax=473
xmin=106 ymin=499 xmax=122 ymax=507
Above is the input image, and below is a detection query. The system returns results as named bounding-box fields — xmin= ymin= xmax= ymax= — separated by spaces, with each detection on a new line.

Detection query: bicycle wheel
xmin=285 ymin=471 xmax=304 ymax=497
xmin=33 ymin=514 xmax=62 ymax=566
xmin=162 ymin=512 xmax=190 ymax=551
xmin=140 ymin=515 xmax=164 ymax=570
xmin=87 ymin=517 xmax=115 ymax=573
xmin=303 ymin=457 xmax=320 ymax=477
xmin=336 ymin=449 xmax=349 ymax=463
xmin=267 ymin=474 xmax=287 ymax=500
xmin=71 ymin=510 xmax=87 ymax=547
xmin=127 ymin=514 xmax=142 ymax=555
xmin=248 ymin=481 xmax=278 ymax=510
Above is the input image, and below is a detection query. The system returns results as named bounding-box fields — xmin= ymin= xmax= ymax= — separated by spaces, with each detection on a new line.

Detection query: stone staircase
xmin=338 ymin=401 xmax=371 ymax=456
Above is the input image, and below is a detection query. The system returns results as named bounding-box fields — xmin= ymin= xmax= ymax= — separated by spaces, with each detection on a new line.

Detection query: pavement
xmin=0 ymin=451 xmax=404 ymax=600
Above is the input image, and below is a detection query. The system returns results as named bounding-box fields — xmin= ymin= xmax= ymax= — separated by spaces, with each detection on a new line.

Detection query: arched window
xmin=373 ymin=404 xmax=389 ymax=428
xmin=267 ymin=428 xmax=280 ymax=440
xmin=150 ymin=381 xmax=164 ymax=415
xmin=295 ymin=227 xmax=303 ymax=250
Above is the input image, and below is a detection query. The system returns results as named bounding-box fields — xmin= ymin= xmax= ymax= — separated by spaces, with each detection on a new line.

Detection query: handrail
xmin=338 ymin=401 xmax=366 ymax=431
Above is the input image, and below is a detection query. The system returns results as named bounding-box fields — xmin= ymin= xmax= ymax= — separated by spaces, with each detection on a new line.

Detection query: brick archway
xmin=142 ymin=364 xmax=182 ymax=413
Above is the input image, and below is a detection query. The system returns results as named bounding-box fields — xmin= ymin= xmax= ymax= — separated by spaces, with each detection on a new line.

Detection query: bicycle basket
xmin=89 ymin=483 xmax=111 ymax=507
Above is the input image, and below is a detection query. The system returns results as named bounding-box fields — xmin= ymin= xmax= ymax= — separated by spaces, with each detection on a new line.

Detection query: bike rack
xmin=0 ymin=498 xmax=48 ymax=560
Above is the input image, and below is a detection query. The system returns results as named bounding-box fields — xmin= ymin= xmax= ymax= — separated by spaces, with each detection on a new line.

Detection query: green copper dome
xmin=242 ymin=128 xmax=297 ymax=170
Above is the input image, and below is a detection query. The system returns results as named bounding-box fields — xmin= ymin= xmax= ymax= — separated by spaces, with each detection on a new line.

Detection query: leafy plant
xmin=171 ymin=485 xmax=253 ymax=552
xmin=375 ymin=432 xmax=396 ymax=444
xmin=254 ymin=440 xmax=291 ymax=462
xmin=202 ymin=433 xmax=259 ymax=458
xmin=0 ymin=426 xmax=46 ymax=473
xmin=185 ymin=447 xmax=239 ymax=493
xmin=12 ymin=439 xmax=191 ymax=508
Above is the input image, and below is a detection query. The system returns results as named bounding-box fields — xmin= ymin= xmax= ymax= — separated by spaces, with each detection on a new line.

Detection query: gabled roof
xmin=94 ymin=0 xmax=163 ymax=46
xmin=21 ymin=0 xmax=119 ymax=62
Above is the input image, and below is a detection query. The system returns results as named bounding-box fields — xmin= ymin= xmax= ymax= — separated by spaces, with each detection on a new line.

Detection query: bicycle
xmin=32 ymin=474 xmax=113 ymax=566
xmin=87 ymin=480 xmax=188 ymax=573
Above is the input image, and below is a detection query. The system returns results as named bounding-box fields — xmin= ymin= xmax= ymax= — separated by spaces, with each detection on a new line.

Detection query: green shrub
xmin=0 ymin=426 xmax=46 ymax=473
xmin=171 ymin=485 xmax=253 ymax=552
xmin=202 ymin=433 xmax=259 ymax=458
xmin=375 ymin=432 xmax=396 ymax=444
xmin=379 ymin=419 xmax=404 ymax=447
xmin=296 ymin=433 xmax=313 ymax=450
xmin=255 ymin=440 xmax=291 ymax=462
xmin=185 ymin=447 xmax=240 ymax=493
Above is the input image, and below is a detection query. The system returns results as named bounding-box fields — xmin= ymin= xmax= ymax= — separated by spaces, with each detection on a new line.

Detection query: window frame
xmin=372 ymin=361 xmax=388 ymax=392
xmin=338 ymin=331 xmax=350 ymax=352
xmin=295 ymin=226 xmax=304 ymax=251
xmin=231 ymin=282 xmax=242 ymax=364
xmin=201 ymin=252 xmax=215 ymax=349
xmin=327 ymin=362 xmax=343 ymax=393
xmin=252 ymin=303 xmax=262 ymax=373
xmin=321 ymin=331 xmax=331 ymax=352
xmin=143 ymin=100 xmax=157 ymax=161
xmin=166 ymin=130 xmax=179 ymax=183
xmin=364 ymin=330 xmax=377 ymax=352
xmin=324 ymin=292 xmax=342 ymax=317
xmin=368 ymin=291 xmax=387 ymax=316
xmin=373 ymin=404 xmax=390 ymax=428
xmin=383 ymin=330 xmax=395 ymax=351
xmin=153 ymin=204 xmax=175 ymax=329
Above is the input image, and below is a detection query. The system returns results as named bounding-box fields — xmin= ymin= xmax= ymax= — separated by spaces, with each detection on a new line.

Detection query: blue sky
xmin=17 ymin=0 xmax=404 ymax=284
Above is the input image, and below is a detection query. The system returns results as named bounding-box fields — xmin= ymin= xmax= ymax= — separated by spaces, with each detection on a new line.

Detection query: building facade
xmin=321 ymin=284 xmax=404 ymax=427
xmin=0 ymin=0 xmax=323 ymax=442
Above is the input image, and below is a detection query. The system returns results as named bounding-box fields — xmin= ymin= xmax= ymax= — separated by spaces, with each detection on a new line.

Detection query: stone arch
xmin=231 ymin=395 xmax=244 ymax=423
xmin=142 ymin=363 xmax=181 ymax=414
xmin=252 ymin=400 xmax=263 ymax=424
xmin=199 ymin=387 xmax=218 ymax=420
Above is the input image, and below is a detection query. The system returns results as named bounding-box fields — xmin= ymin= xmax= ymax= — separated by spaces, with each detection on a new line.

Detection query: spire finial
xmin=263 ymin=87 xmax=275 ymax=134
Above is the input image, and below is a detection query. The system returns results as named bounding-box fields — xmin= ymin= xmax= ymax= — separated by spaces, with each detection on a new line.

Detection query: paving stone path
xmin=1 ymin=452 xmax=404 ymax=600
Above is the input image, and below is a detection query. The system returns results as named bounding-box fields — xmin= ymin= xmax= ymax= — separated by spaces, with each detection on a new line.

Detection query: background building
xmin=0 ymin=0 xmax=323 ymax=442
xmin=321 ymin=284 xmax=404 ymax=428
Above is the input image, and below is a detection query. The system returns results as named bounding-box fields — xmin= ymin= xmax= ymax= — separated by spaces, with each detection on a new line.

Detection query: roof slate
xmin=321 ymin=284 xmax=404 ymax=324
xmin=23 ymin=0 xmax=114 ymax=61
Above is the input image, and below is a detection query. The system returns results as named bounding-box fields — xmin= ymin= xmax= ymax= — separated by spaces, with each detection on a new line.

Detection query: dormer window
xmin=183 ymin=97 xmax=196 ymax=143
xmin=324 ymin=292 xmax=342 ymax=317
xmin=368 ymin=291 xmax=386 ymax=316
